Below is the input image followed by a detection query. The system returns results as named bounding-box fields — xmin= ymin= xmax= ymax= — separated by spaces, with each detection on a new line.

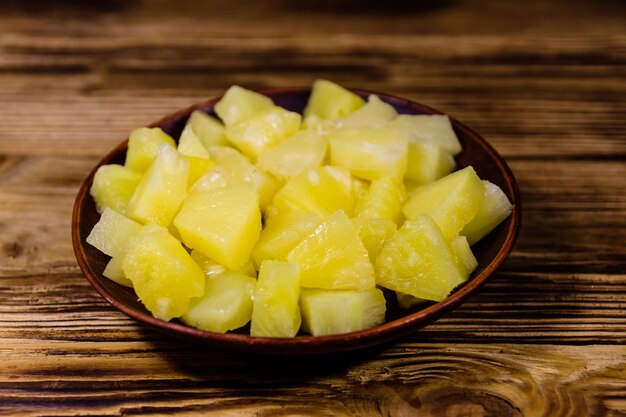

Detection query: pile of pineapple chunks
xmin=87 ymin=80 xmax=513 ymax=337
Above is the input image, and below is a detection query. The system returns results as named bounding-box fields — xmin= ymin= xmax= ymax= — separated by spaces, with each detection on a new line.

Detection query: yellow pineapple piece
xmin=390 ymin=114 xmax=462 ymax=155
xmin=271 ymin=166 xmax=356 ymax=217
xmin=405 ymin=142 xmax=455 ymax=185
xmin=214 ymin=85 xmax=274 ymax=126
xmin=261 ymin=203 xmax=282 ymax=224
xmin=125 ymin=127 xmax=176 ymax=172
xmin=287 ymin=210 xmax=375 ymax=290
xmin=190 ymin=146 xmax=242 ymax=193
xmin=191 ymin=146 xmax=282 ymax=210
xmin=189 ymin=166 xmax=229 ymax=193
xmin=92 ymin=210 xmax=142 ymax=288
xmin=351 ymin=217 xmax=396 ymax=262
xmin=184 ymin=110 xmax=230 ymax=148
xmin=210 ymin=145 xmax=282 ymax=205
xmin=183 ymin=156 xmax=215 ymax=189
xmin=178 ymin=125 xmax=215 ymax=187
xmin=328 ymin=126 xmax=408 ymax=181
xmin=375 ymin=214 xmax=465 ymax=302
xmin=126 ymin=144 xmax=189 ymax=226
xmin=336 ymin=94 xmax=397 ymax=129
xmin=102 ymin=245 xmax=133 ymax=288
xmin=181 ymin=270 xmax=257 ymax=333
xmin=301 ymin=113 xmax=338 ymax=136
xmin=402 ymin=166 xmax=485 ymax=239
xmin=462 ymin=180 xmax=513 ymax=245
xmin=304 ymin=79 xmax=365 ymax=120
xmin=403 ymin=180 xmax=423 ymax=200
xmin=354 ymin=176 xmax=405 ymax=225
xmin=252 ymin=210 xmax=321 ymax=268
xmin=178 ymin=125 xmax=211 ymax=159
xmin=250 ymin=261 xmax=301 ymax=338
xmin=257 ymin=130 xmax=327 ymax=180
xmin=300 ymin=288 xmax=386 ymax=336
xmin=167 ymin=220 xmax=183 ymax=241
xmin=86 ymin=208 xmax=142 ymax=257
xmin=225 ymin=106 xmax=301 ymax=161
xmin=90 ymin=164 xmax=142 ymax=213
xmin=352 ymin=177 xmax=370 ymax=203
xmin=190 ymin=249 xmax=256 ymax=278
xmin=122 ymin=224 xmax=205 ymax=321
xmin=450 ymin=235 xmax=478 ymax=276
xmin=173 ymin=183 xmax=261 ymax=271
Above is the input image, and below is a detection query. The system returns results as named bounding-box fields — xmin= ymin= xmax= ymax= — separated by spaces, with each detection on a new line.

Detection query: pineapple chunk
xmin=405 ymin=142 xmax=455 ymax=185
xmin=352 ymin=177 xmax=369 ymax=201
xmin=257 ymin=130 xmax=327 ymax=180
xmin=86 ymin=208 xmax=142 ymax=257
xmin=271 ymin=166 xmax=356 ymax=217
xmin=354 ymin=176 xmax=405 ymax=225
xmin=122 ymin=224 xmax=205 ymax=321
xmin=193 ymin=146 xmax=282 ymax=210
xmin=125 ymin=127 xmax=176 ymax=172
xmin=450 ymin=235 xmax=478 ymax=276
xmin=184 ymin=110 xmax=230 ymax=148
xmin=189 ymin=165 xmax=228 ymax=194
xmin=215 ymin=85 xmax=274 ymax=126
xmin=336 ymin=94 xmax=397 ymax=129
xmin=126 ymin=144 xmax=189 ymax=226
xmin=462 ymin=180 xmax=513 ymax=245
xmin=390 ymin=114 xmax=462 ymax=155
xmin=402 ymin=166 xmax=485 ymax=239
xmin=375 ymin=214 xmax=466 ymax=302
xmin=178 ymin=126 xmax=215 ymax=187
xmin=181 ymin=271 xmax=256 ymax=333
xmin=328 ymin=127 xmax=408 ymax=181
xmin=225 ymin=106 xmax=301 ymax=161
xmin=183 ymin=156 xmax=215 ymax=189
xmin=178 ymin=125 xmax=211 ymax=159
xmin=251 ymin=261 xmax=301 ymax=337
xmin=190 ymin=249 xmax=257 ymax=278
xmin=90 ymin=164 xmax=141 ymax=213
xmin=301 ymin=113 xmax=339 ymax=136
xmin=102 ymin=245 xmax=133 ymax=288
xmin=304 ymin=79 xmax=365 ymax=120
xmin=351 ymin=217 xmax=396 ymax=262
xmin=173 ymin=183 xmax=261 ymax=271
xmin=252 ymin=210 xmax=321 ymax=268
xmin=300 ymin=288 xmax=386 ymax=336
xmin=287 ymin=210 xmax=375 ymax=290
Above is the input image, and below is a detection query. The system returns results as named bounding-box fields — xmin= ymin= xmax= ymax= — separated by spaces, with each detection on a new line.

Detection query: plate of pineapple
xmin=72 ymin=80 xmax=521 ymax=354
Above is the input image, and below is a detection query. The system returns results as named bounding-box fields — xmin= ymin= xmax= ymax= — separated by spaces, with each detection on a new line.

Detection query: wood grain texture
xmin=0 ymin=0 xmax=624 ymax=415
xmin=1 ymin=341 xmax=625 ymax=417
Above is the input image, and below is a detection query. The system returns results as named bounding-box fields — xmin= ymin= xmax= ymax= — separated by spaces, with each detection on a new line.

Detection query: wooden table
xmin=1 ymin=1 xmax=625 ymax=415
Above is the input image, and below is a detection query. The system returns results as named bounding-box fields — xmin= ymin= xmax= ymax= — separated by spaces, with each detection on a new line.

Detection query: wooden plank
xmin=0 ymin=0 xmax=624 ymax=415
xmin=0 ymin=84 xmax=624 ymax=159
xmin=0 ymin=341 xmax=624 ymax=416
xmin=0 ymin=0 xmax=624 ymax=37
xmin=1 ymin=270 xmax=624 ymax=344
xmin=0 ymin=2 xmax=623 ymax=160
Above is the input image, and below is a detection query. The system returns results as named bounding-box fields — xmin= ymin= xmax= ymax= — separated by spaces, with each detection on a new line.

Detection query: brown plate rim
xmin=72 ymin=87 xmax=522 ymax=355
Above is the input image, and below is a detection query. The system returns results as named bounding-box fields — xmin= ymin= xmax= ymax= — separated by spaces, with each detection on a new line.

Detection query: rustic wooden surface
xmin=1 ymin=0 xmax=625 ymax=416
